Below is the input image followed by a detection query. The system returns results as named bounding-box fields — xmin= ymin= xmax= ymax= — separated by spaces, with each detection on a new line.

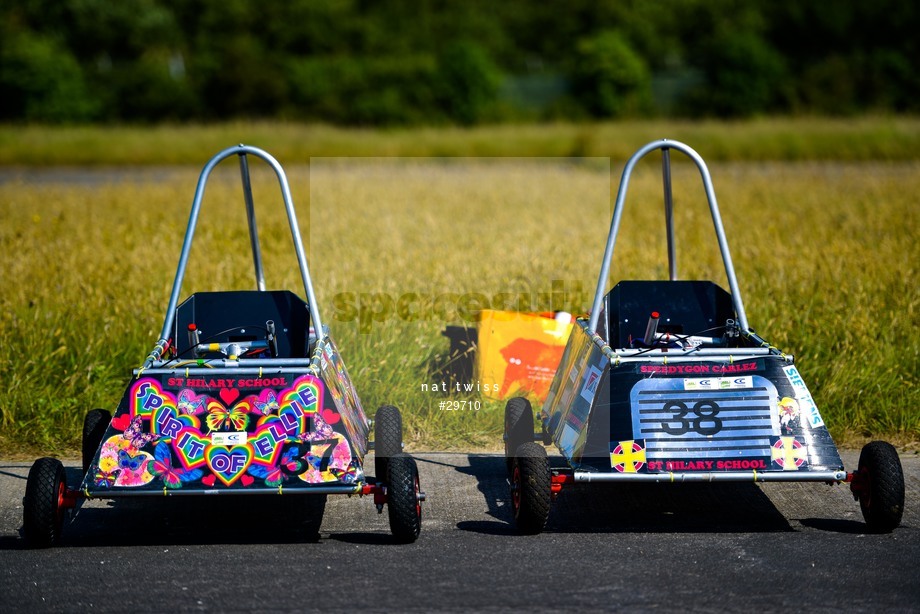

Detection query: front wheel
xmin=504 ymin=397 xmax=534 ymax=474
xmin=387 ymin=453 xmax=422 ymax=543
xmin=510 ymin=442 xmax=551 ymax=535
xmin=853 ymin=441 xmax=904 ymax=533
xmin=374 ymin=405 xmax=403 ymax=481
xmin=23 ymin=457 xmax=68 ymax=548
xmin=296 ymin=494 xmax=327 ymax=541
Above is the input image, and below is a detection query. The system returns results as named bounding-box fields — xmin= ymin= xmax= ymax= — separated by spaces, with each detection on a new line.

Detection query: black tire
xmin=374 ymin=405 xmax=403 ymax=481
xmin=856 ymin=441 xmax=905 ymax=533
xmin=387 ymin=453 xmax=422 ymax=543
xmin=504 ymin=397 xmax=534 ymax=474
xmin=303 ymin=494 xmax=327 ymax=540
xmin=510 ymin=442 xmax=551 ymax=535
xmin=82 ymin=409 xmax=111 ymax=475
xmin=280 ymin=494 xmax=327 ymax=541
xmin=23 ymin=457 xmax=67 ymax=548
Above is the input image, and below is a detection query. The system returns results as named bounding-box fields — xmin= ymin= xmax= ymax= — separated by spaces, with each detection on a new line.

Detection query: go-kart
xmin=23 ymin=145 xmax=423 ymax=547
xmin=504 ymin=139 xmax=905 ymax=534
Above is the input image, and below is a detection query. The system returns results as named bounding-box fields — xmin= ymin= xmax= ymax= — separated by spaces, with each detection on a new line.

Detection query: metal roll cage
xmin=588 ymin=139 xmax=750 ymax=334
xmin=143 ymin=145 xmax=322 ymax=368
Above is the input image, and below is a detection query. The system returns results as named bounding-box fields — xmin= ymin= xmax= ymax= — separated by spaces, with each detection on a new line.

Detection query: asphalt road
xmin=1 ymin=450 xmax=918 ymax=612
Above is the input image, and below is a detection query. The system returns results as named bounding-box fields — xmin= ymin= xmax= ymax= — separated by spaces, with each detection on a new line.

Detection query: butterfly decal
xmin=303 ymin=450 xmax=325 ymax=473
xmin=206 ymin=400 xmax=249 ymax=432
xmin=248 ymin=444 xmax=304 ymax=487
xmin=122 ymin=415 xmax=158 ymax=450
xmin=93 ymin=465 xmax=121 ymax=488
xmin=149 ymin=442 xmax=204 ymax=489
xmin=252 ymin=390 xmax=280 ymax=416
xmin=300 ymin=410 xmax=335 ymax=442
xmin=178 ymin=389 xmax=207 ymax=416
xmin=329 ymin=463 xmax=358 ymax=484
xmin=117 ymin=448 xmax=148 ymax=473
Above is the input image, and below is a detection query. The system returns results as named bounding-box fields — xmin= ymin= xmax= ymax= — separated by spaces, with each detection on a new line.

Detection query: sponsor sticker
xmin=683 ymin=376 xmax=753 ymax=391
xmin=610 ymin=440 xmax=646 ymax=473
xmin=211 ymin=432 xmax=248 ymax=446
xmin=580 ymin=365 xmax=603 ymax=402
xmin=770 ymin=435 xmax=808 ymax=470
xmin=782 ymin=365 xmax=824 ymax=428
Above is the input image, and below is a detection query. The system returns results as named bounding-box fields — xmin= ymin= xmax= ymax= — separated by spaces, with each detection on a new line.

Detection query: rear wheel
xmin=82 ymin=409 xmax=111 ymax=475
xmin=510 ymin=442 xmax=551 ymax=535
xmin=23 ymin=457 xmax=68 ymax=548
xmin=280 ymin=494 xmax=327 ymax=541
xmin=301 ymin=494 xmax=327 ymax=541
xmin=504 ymin=397 xmax=534 ymax=474
xmin=374 ymin=405 xmax=403 ymax=481
xmin=387 ymin=453 xmax=422 ymax=543
xmin=854 ymin=441 xmax=904 ymax=533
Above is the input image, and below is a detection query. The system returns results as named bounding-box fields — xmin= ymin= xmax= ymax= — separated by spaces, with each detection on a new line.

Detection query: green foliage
xmin=436 ymin=41 xmax=502 ymax=126
xmin=572 ymin=30 xmax=651 ymax=118
xmin=763 ymin=1 xmax=920 ymax=114
xmin=0 ymin=0 xmax=919 ymax=124
xmin=107 ymin=52 xmax=199 ymax=122
xmin=0 ymin=31 xmax=98 ymax=122
xmin=685 ymin=32 xmax=788 ymax=117
xmin=287 ymin=55 xmax=440 ymax=125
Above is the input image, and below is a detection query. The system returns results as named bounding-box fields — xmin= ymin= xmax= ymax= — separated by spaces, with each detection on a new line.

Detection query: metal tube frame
xmin=82 ymin=483 xmax=369 ymax=498
xmin=136 ymin=362 xmax=314 ymax=375
xmin=144 ymin=144 xmax=323 ymax=368
xmin=662 ymin=147 xmax=677 ymax=281
xmin=239 ymin=153 xmax=266 ymax=292
xmin=588 ymin=139 xmax=750 ymax=334
xmin=572 ymin=469 xmax=847 ymax=484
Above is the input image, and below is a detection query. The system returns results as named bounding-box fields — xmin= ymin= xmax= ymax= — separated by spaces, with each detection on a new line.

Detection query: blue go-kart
xmin=504 ymin=140 xmax=905 ymax=534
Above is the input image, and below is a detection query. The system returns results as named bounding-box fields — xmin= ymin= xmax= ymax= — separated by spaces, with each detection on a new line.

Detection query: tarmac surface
xmin=1 ymin=450 xmax=918 ymax=612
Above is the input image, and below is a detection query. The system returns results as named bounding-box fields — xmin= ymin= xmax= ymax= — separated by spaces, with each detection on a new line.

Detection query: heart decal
xmin=201 ymin=474 xmax=216 ymax=487
xmin=321 ymin=408 xmax=341 ymax=425
xmin=173 ymin=428 xmax=209 ymax=469
xmin=219 ymin=388 xmax=240 ymax=405
xmin=111 ymin=414 xmax=131 ymax=432
xmin=206 ymin=444 xmax=254 ymax=486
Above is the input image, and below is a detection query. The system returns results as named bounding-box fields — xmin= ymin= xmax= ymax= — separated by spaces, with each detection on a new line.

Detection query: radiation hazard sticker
xmin=770 ymin=436 xmax=808 ymax=471
xmin=610 ymin=440 xmax=646 ymax=473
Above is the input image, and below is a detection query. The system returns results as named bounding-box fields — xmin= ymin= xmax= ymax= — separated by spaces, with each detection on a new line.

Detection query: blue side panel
xmin=542 ymin=322 xmax=609 ymax=463
xmin=315 ymin=333 xmax=370 ymax=459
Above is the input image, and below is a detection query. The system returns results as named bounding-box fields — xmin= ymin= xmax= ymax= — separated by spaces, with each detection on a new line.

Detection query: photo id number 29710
xmin=438 ymin=400 xmax=481 ymax=411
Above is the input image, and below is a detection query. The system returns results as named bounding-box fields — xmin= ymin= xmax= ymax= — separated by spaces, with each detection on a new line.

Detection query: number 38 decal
xmin=660 ymin=400 xmax=722 ymax=436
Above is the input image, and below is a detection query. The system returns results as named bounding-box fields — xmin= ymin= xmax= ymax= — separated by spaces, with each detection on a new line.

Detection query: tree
xmin=0 ymin=31 xmax=97 ymax=122
xmin=436 ymin=41 xmax=502 ymax=126
xmin=572 ymin=30 xmax=651 ymax=118
xmin=686 ymin=31 xmax=788 ymax=117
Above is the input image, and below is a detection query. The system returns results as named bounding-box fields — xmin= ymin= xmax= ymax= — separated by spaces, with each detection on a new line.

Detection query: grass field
xmin=2 ymin=116 xmax=920 ymax=165
xmin=1 ymin=121 xmax=918 ymax=456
